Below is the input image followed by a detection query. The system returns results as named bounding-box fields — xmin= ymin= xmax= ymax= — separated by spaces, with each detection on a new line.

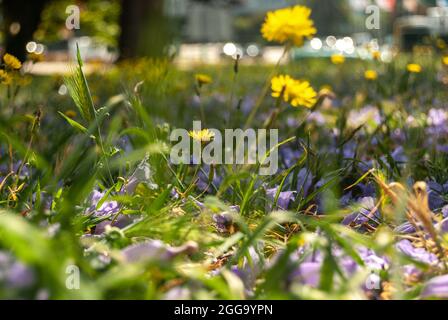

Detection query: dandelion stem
xmin=244 ymin=44 xmax=291 ymax=129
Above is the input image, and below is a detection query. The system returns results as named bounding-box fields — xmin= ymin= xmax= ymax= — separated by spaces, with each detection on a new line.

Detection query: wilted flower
xmin=189 ymin=129 xmax=215 ymax=143
xmin=3 ymin=53 xmax=22 ymax=70
xmin=407 ymin=63 xmax=422 ymax=73
xmin=261 ymin=5 xmax=316 ymax=47
xmin=364 ymin=70 xmax=378 ymax=81
xmin=331 ymin=54 xmax=345 ymax=65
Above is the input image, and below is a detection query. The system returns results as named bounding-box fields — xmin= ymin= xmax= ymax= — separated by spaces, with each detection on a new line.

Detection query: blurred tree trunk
xmin=2 ymin=0 xmax=49 ymax=61
xmin=305 ymin=0 xmax=350 ymax=36
xmin=119 ymin=0 xmax=170 ymax=60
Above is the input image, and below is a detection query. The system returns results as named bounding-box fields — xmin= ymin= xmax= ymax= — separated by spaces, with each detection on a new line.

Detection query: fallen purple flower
xmin=421 ymin=275 xmax=448 ymax=299
xmin=122 ymin=240 xmax=198 ymax=263
xmin=396 ymin=240 xmax=438 ymax=265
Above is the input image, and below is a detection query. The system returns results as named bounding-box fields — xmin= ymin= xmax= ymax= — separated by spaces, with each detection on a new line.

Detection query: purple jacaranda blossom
xmin=189 ymin=95 xmax=201 ymax=108
xmin=437 ymin=218 xmax=448 ymax=234
xmin=394 ymin=221 xmax=417 ymax=234
xmin=391 ymin=128 xmax=406 ymax=144
xmin=287 ymin=245 xmax=388 ymax=288
xmin=0 ymin=252 xmax=35 ymax=289
xmin=117 ymin=135 xmax=133 ymax=154
xmin=379 ymin=146 xmax=408 ymax=172
xmin=163 ymin=286 xmax=192 ymax=300
xmin=396 ymin=240 xmax=438 ymax=265
xmin=347 ymin=106 xmax=382 ymax=130
xmin=94 ymin=215 xmax=134 ymax=235
xmin=402 ymin=264 xmax=422 ymax=279
xmin=88 ymin=162 xmax=151 ymax=233
xmin=290 ymin=262 xmax=321 ymax=287
xmin=436 ymin=144 xmax=448 ymax=153
xmin=213 ymin=213 xmax=233 ymax=233
xmin=213 ymin=206 xmax=239 ymax=233
xmin=343 ymin=141 xmax=357 ymax=159
xmin=35 ymin=289 xmax=50 ymax=300
xmin=421 ymin=275 xmax=448 ymax=299
xmin=307 ymin=112 xmax=326 ymax=126
xmin=266 ymin=187 xmax=296 ymax=211
xmin=0 ymin=161 xmax=30 ymax=180
xmin=359 ymin=247 xmax=389 ymax=271
xmin=240 ymin=96 xmax=254 ymax=115
xmin=122 ymin=156 xmax=158 ymax=195
xmin=427 ymin=181 xmax=448 ymax=211
xmin=358 ymin=182 xmax=376 ymax=198
xmin=230 ymin=246 xmax=263 ymax=292
xmin=442 ymin=205 xmax=448 ymax=218
xmin=87 ymin=190 xmax=120 ymax=217
xmin=32 ymin=191 xmax=54 ymax=211
xmin=427 ymin=108 xmax=448 ymax=136
xmin=196 ymin=164 xmax=222 ymax=193
xmin=340 ymin=192 xmax=354 ymax=208
xmin=122 ymin=240 xmax=198 ymax=263
xmin=279 ymin=145 xmax=303 ymax=168
xmin=296 ymin=168 xmax=313 ymax=197
xmin=391 ymin=146 xmax=408 ymax=163
xmin=342 ymin=197 xmax=380 ymax=227
xmin=428 ymin=109 xmax=448 ymax=127
xmin=286 ymin=117 xmax=300 ymax=128
xmin=171 ymin=187 xmax=205 ymax=211
xmin=341 ymin=182 xmax=376 ymax=207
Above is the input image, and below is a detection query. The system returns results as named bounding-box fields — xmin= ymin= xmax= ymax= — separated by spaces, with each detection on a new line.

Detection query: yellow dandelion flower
xmin=331 ymin=54 xmax=345 ymax=65
xmin=407 ymin=63 xmax=422 ymax=73
xmin=271 ymin=75 xmax=317 ymax=108
xmin=271 ymin=75 xmax=295 ymax=99
xmin=288 ymin=80 xmax=317 ymax=108
xmin=364 ymin=70 xmax=378 ymax=81
xmin=195 ymin=74 xmax=213 ymax=87
xmin=372 ymin=51 xmax=381 ymax=61
xmin=3 ymin=53 xmax=22 ymax=70
xmin=261 ymin=5 xmax=316 ymax=47
xmin=0 ymin=70 xmax=12 ymax=85
xmin=443 ymin=56 xmax=448 ymax=66
xmin=189 ymin=129 xmax=215 ymax=143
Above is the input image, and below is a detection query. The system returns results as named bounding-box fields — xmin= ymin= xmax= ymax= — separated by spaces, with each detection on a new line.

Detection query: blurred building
xmin=165 ymin=0 xmax=290 ymax=43
xmin=394 ymin=0 xmax=448 ymax=49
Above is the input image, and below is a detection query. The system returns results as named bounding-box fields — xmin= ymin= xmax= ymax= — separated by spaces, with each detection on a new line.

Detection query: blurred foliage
xmin=35 ymin=0 xmax=120 ymax=47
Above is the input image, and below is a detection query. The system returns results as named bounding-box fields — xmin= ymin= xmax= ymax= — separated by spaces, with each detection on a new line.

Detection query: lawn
xmin=2 ymin=5 xmax=448 ymax=300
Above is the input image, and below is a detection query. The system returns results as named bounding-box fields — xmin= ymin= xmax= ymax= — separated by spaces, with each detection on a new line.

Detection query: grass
xmin=0 ymin=48 xmax=448 ymax=300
